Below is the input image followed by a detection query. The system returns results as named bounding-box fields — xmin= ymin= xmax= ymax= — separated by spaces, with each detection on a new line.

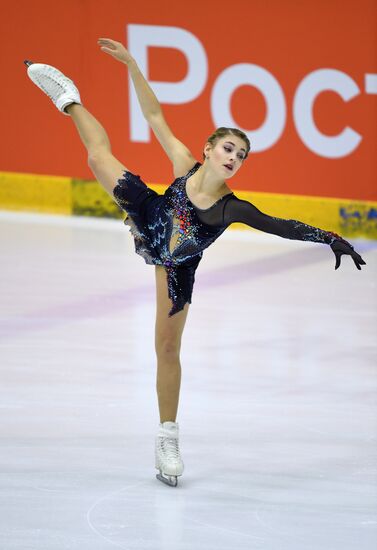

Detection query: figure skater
xmin=25 ymin=38 xmax=366 ymax=487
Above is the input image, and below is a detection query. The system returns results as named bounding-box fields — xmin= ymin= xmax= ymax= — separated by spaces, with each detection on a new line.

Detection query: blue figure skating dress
xmin=113 ymin=162 xmax=345 ymax=317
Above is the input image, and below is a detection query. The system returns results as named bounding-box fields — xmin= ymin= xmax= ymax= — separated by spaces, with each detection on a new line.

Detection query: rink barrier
xmin=0 ymin=171 xmax=376 ymax=239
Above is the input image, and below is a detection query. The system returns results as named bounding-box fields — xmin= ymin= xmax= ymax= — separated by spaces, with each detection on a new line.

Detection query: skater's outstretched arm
xmin=98 ymin=38 xmax=196 ymax=178
xmin=222 ymin=197 xmax=366 ymax=270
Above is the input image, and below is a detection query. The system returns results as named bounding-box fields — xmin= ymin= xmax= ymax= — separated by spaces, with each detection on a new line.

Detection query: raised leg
xmin=26 ymin=63 xmax=127 ymax=195
xmin=154 ymin=266 xmax=190 ymax=423
xmin=66 ymin=103 xmax=127 ymax=195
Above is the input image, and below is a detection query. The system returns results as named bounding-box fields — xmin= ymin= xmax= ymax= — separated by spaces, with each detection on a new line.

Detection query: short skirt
xmin=113 ymin=170 xmax=202 ymax=316
xmin=113 ymin=170 xmax=163 ymax=266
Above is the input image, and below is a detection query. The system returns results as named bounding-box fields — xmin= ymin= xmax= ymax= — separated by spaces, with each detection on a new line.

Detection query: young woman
xmin=25 ymin=38 xmax=366 ymax=487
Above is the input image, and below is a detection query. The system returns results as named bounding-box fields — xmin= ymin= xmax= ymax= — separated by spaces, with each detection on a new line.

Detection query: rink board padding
xmin=0 ymin=171 xmax=376 ymax=239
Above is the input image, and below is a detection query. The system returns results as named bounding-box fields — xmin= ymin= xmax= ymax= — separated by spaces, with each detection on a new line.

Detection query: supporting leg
xmin=154 ymin=266 xmax=189 ymax=423
xmin=154 ymin=266 xmax=189 ymax=486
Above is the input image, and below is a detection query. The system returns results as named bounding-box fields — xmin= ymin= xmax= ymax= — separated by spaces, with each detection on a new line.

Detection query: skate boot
xmin=24 ymin=60 xmax=81 ymax=115
xmin=155 ymin=421 xmax=184 ymax=487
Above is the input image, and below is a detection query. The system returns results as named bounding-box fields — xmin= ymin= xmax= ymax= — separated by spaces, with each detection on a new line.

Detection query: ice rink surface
xmin=1 ymin=211 xmax=376 ymax=550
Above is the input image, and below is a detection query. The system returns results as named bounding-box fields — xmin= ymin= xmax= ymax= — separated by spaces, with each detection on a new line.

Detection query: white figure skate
xmin=155 ymin=421 xmax=184 ymax=487
xmin=24 ymin=60 xmax=81 ymax=115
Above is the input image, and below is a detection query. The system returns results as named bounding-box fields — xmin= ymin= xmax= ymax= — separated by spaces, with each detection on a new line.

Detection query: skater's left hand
xmin=330 ymin=239 xmax=366 ymax=270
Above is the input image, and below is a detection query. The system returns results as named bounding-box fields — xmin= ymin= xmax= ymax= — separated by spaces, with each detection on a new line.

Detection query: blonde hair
xmin=203 ymin=127 xmax=251 ymax=160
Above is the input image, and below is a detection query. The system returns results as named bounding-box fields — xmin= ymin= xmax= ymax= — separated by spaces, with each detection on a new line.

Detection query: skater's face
xmin=205 ymin=135 xmax=247 ymax=178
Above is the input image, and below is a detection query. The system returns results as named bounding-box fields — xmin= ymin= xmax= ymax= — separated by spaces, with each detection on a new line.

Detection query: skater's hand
xmin=330 ymin=239 xmax=366 ymax=270
xmin=98 ymin=38 xmax=133 ymax=65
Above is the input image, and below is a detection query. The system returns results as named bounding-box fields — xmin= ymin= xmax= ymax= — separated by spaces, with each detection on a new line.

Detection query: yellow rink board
xmin=0 ymin=171 xmax=376 ymax=239
xmin=0 ymin=172 xmax=72 ymax=215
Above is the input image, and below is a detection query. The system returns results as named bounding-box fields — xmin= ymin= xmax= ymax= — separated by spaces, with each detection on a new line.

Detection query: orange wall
xmin=1 ymin=0 xmax=376 ymax=200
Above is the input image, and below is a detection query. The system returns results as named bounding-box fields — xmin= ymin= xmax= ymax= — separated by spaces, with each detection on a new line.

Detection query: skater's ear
xmin=202 ymin=142 xmax=212 ymax=161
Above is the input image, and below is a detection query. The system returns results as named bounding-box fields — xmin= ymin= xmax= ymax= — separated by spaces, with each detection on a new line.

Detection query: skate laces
xmin=36 ymin=68 xmax=73 ymax=101
xmin=159 ymin=436 xmax=181 ymax=462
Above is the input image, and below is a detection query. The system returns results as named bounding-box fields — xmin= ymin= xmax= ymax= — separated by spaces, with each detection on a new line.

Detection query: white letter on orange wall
xmin=293 ymin=69 xmax=361 ymax=158
xmin=365 ymin=73 xmax=377 ymax=94
xmin=211 ymin=64 xmax=286 ymax=152
xmin=127 ymin=24 xmax=208 ymax=142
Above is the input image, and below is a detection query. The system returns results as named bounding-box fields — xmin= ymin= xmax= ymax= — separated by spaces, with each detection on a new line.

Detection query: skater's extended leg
xmin=25 ymin=62 xmax=127 ymax=195
xmin=66 ymin=104 xmax=127 ymax=195
xmin=154 ymin=266 xmax=189 ymax=423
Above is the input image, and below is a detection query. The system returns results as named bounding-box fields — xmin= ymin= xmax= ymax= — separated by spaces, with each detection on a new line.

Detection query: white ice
xmin=0 ymin=211 xmax=376 ymax=550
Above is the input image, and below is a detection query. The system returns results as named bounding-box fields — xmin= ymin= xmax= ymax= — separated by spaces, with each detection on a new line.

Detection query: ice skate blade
xmin=156 ymin=472 xmax=178 ymax=487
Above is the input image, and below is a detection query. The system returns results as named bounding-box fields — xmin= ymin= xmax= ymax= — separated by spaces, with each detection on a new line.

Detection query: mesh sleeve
xmin=223 ymin=196 xmax=343 ymax=245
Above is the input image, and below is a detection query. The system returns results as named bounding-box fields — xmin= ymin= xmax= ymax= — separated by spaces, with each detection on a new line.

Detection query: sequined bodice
xmin=157 ymin=163 xmax=229 ymax=267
